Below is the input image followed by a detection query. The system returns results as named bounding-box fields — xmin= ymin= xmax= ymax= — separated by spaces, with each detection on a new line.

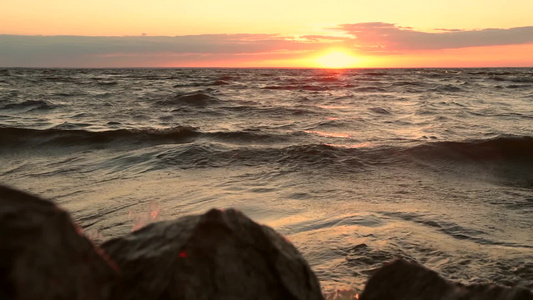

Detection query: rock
xmin=359 ymin=259 xmax=533 ymax=300
xmin=3 ymin=185 xmax=530 ymax=300
xmin=0 ymin=185 xmax=117 ymax=300
xmin=101 ymin=208 xmax=324 ymax=300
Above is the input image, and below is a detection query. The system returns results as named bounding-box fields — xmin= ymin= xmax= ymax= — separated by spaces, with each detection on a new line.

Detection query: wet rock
xmin=4 ymin=185 xmax=529 ymax=300
xmin=0 ymin=185 xmax=117 ymax=300
xmin=101 ymin=208 xmax=323 ymax=300
xmin=360 ymin=259 xmax=533 ymax=300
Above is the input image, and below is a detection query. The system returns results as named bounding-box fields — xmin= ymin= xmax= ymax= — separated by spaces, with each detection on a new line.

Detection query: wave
xmin=211 ymin=80 xmax=230 ymax=86
xmin=267 ymin=136 xmax=533 ymax=172
xmin=490 ymin=76 xmax=533 ymax=83
xmin=504 ymin=84 xmax=532 ymax=89
xmin=470 ymin=70 xmax=517 ymax=76
xmin=509 ymin=77 xmax=533 ymax=83
xmin=353 ymin=87 xmax=386 ymax=92
xmin=0 ymin=126 xmax=200 ymax=149
xmin=403 ymin=136 xmax=533 ymax=187
xmin=3 ymin=125 xmax=531 ymax=162
xmin=360 ymin=71 xmax=388 ymax=76
xmin=1 ymin=100 xmax=56 ymax=111
xmin=368 ymin=107 xmax=391 ymax=115
xmin=430 ymin=85 xmax=463 ymax=93
xmin=146 ymin=143 xmax=399 ymax=172
xmin=97 ymin=81 xmax=119 ymax=86
xmin=172 ymin=80 xmax=231 ymax=88
xmin=391 ymin=81 xmax=426 ymax=87
xmin=2 ymin=125 xmax=531 ymax=183
xmin=207 ymin=130 xmax=294 ymax=144
xmin=157 ymin=91 xmax=222 ymax=107
xmin=316 ymin=76 xmax=342 ymax=82
xmin=40 ymin=76 xmax=77 ymax=83
xmin=382 ymin=211 xmax=532 ymax=249
xmin=405 ymin=135 xmax=533 ymax=162
xmin=262 ymin=85 xmax=332 ymax=91
xmin=222 ymin=105 xmax=320 ymax=118
xmin=4 ymin=124 xmax=531 ymax=161
xmin=134 ymin=143 xmax=355 ymax=172
xmin=0 ymin=125 xmax=298 ymax=150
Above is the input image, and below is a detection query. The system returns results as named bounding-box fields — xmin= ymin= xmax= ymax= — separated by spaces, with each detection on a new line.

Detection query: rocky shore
xmin=1 ymin=185 xmax=531 ymax=300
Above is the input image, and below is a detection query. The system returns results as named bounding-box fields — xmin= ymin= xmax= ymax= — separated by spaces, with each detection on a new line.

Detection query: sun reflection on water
xmin=305 ymin=130 xmax=351 ymax=138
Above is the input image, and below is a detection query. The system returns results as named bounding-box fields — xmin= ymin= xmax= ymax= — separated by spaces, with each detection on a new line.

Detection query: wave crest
xmin=157 ymin=91 xmax=221 ymax=107
xmin=0 ymin=126 xmax=200 ymax=148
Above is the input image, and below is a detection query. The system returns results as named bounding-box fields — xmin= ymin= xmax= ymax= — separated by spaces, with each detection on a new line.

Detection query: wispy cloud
xmin=0 ymin=34 xmax=341 ymax=67
xmin=333 ymin=22 xmax=533 ymax=53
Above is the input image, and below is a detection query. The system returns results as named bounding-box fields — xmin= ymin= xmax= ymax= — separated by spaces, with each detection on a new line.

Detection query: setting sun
xmin=314 ymin=49 xmax=359 ymax=69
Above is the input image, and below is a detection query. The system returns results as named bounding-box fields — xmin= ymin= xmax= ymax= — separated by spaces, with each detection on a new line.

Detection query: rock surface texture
xmin=0 ymin=185 xmax=117 ymax=300
xmin=101 ymin=208 xmax=324 ymax=300
xmin=360 ymin=259 xmax=533 ymax=300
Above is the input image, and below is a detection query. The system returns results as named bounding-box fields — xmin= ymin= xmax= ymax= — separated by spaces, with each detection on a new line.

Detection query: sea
xmin=1 ymin=68 xmax=532 ymax=295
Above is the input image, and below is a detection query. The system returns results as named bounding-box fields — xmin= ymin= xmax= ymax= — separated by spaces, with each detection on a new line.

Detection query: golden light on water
xmin=305 ymin=130 xmax=351 ymax=138
xmin=324 ymin=142 xmax=372 ymax=149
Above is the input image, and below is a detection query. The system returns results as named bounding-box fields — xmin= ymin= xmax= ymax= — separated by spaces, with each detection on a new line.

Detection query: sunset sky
xmin=1 ymin=0 xmax=532 ymax=68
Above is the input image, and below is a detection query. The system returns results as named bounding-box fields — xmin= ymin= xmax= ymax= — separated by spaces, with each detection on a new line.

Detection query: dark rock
xmin=360 ymin=259 xmax=533 ymax=300
xmin=3 ymin=185 xmax=530 ymax=300
xmin=101 ymin=208 xmax=324 ymax=300
xmin=0 ymin=185 xmax=117 ymax=300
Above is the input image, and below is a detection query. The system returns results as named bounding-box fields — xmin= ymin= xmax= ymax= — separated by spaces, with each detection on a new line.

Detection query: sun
xmin=314 ymin=49 xmax=359 ymax=69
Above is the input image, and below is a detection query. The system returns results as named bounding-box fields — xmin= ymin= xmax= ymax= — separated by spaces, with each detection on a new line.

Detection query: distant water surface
xmin=1 ymin=68 xmax=532 ymax=294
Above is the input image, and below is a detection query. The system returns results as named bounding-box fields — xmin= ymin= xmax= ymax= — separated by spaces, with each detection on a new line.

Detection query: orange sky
xmin=1 ymin=0 xmax=532 ymax=67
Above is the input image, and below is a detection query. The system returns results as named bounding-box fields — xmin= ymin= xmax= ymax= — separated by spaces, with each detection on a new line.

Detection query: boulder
xmin=359 ymin=259 xmax=533 ymax=300
xmin=0 ymin=185 xmax=117 ymax=300
xmin=101 ymin=208 xmax=324 ymax=300
xmin=3 ymin=184 xmax=530 ymax=300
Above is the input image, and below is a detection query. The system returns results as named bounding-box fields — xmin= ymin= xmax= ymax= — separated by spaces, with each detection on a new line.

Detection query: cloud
xmin=333 ymin=22 xmax=533 ymax=53
xmin=299 ymin=35 xmax=351 ymax=42
xmin=434 ymin=29 xmax=464 ymax=32
xmin=0 ymin=34 xmax=340 ymax=67
xmin=0 ymin=23 xmax=532 ymax=66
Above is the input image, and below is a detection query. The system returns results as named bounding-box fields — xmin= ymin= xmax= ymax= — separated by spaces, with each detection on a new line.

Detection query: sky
xmin=1 ymin=0 xmax=533 ymax=68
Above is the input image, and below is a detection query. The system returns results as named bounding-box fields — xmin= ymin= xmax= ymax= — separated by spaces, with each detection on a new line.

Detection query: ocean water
xmin=1 ymin=68 xmax=532 ymax=294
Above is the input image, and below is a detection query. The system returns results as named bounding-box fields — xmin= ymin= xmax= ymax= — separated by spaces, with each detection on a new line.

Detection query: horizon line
xmin=2 ymin=66 xmax=533 ymax=70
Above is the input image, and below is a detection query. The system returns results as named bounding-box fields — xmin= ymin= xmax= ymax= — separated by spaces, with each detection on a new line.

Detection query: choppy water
xmin=1 ymin=68 xmax=532 ymax=294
